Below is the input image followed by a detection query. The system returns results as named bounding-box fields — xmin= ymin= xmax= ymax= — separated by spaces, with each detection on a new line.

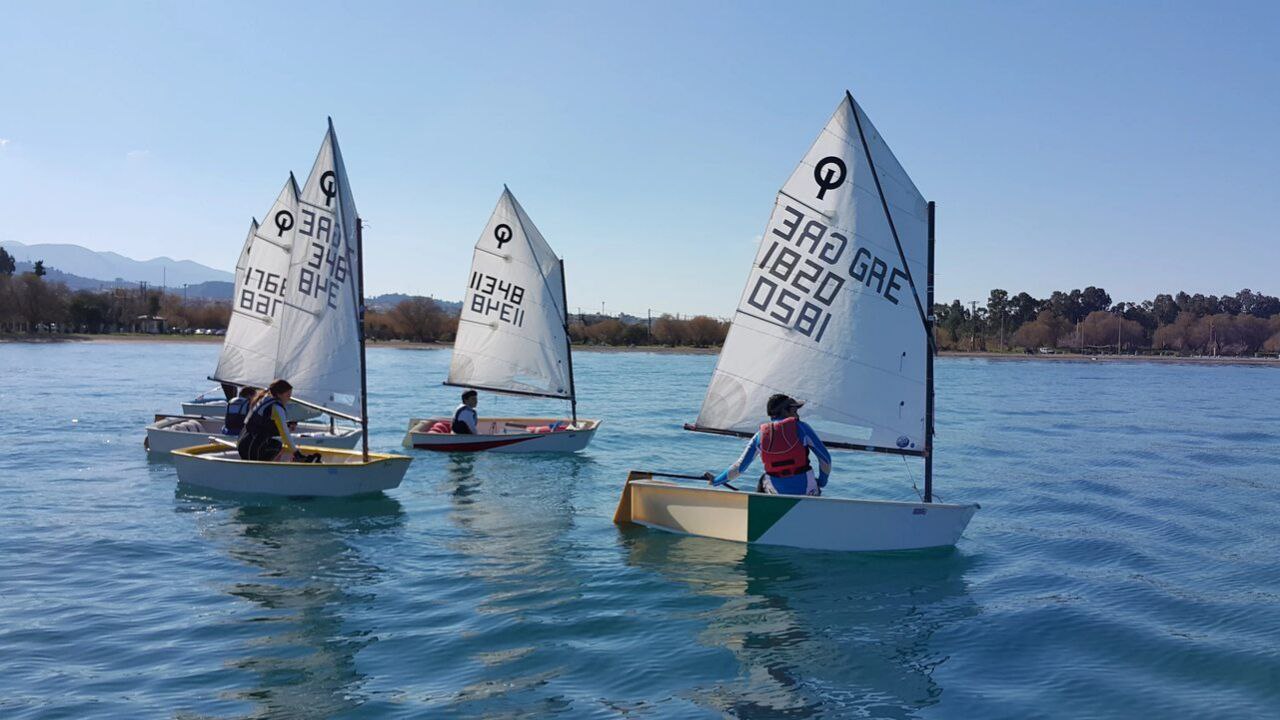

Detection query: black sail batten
xmin=683 ymin=423 xmax=926 ymax=458
xmin=846 ymin=91 xmax=938 ymax=500
xmin=845 ymin=91 xmax=934 ymax=354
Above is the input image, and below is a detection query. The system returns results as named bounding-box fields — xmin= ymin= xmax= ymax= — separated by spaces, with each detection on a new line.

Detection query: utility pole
xmin=647 ymin=308 xmax=652 ymax=343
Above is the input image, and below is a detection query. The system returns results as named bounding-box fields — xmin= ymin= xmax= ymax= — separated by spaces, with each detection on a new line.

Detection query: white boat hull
xmin=144 ymin=415 xmax=361 ymax=455
xmin=402 ymin=417 xmax=599 ymax=453
xmin=614 ymin=472 xmax=978 ymax=552
xmin=180 ymin=399 xmax=322 ymax=421
xmin=171 ymin=444 xmax=411 ymax=497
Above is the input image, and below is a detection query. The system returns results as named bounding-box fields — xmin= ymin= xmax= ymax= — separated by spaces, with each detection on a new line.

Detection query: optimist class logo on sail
xmin=238 ymin=211 xmax=293 ymax=320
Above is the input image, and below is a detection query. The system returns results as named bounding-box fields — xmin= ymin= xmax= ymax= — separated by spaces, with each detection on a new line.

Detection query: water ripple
xmin=0 ymin=343 xmax=1278 ymax=718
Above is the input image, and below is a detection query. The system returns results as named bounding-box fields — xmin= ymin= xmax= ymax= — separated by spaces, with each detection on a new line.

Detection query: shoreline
xmin=3 ymin=333 xmax=1277 ymax=364
xmin=938 ymin=350 xmax=1280 ymax=366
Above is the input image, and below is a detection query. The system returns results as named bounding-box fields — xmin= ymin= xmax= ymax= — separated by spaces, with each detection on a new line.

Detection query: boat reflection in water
xmin=176 ymin=488 xmax=405 ymax=718
xmin=621 ymin=528 xmax=978 ymax=718
xmin=430 ymin=452 xmax=594 ymax=715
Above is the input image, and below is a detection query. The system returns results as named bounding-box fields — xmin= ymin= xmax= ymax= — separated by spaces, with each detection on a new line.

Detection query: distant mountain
xmin=13 ymin=260 xmax=233 ymax=300
xmin=2 ymin=241 xmax=462 ymax=306
xmin=1 ymin=240 xmax=232 ymax=287
xmin=184 ymin=280 xmax=234 ymax=300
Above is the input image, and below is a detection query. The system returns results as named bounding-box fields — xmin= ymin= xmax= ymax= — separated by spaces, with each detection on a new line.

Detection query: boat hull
xmin=402 ymin=417 xmax=599 ymax=453
xmin=145 ymin=415 xmax=361 ymax=455
xmin=172 ymin=444 xmax=411 ymax=497
xmin=614 ymin=471 xmax=978 ymax=552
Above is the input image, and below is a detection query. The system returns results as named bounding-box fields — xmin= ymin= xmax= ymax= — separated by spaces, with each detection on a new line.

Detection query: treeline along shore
xmin=2 ymin=249 xmax=1279 ymax=357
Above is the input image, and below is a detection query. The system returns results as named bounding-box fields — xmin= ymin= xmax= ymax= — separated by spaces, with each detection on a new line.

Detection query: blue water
xmin=1 ymin=342 xmax=1278 ymax=719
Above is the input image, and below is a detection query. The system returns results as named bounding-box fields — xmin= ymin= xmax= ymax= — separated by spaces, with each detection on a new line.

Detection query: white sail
xmin=694 ymin=93 xmax=931 ymax=452
xmin=272 ymin=120 xmax=363 ymax=420
xmin=446 ymin=187 xmax=572 ymax=399
xmin=212 ymin=177 xmax=299 ymax=390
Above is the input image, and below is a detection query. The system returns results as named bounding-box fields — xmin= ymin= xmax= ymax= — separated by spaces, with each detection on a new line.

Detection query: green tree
xmin=33 ymin=259 xmax=46 ymax=277
xmin=1079 ymin=286 xmax=1112 ymax=314
xmin=621 ymin=323 xmax=648 ymax=346
xmin=0 ymin=247 xmax=14 ymax=276
xmin=1151 ymin=294 xmax=1179 ymax=325
xmin=69 ymin=290 xmax=111 ymax=333
xmin=936 ymin=300 xmax=967 ymax=337
xmin=987 ymin=289 xmax=1009 ymax=349
xmin=1010 ymin=292 xmax=1041 ymax=325
xmin=1049 ymin=290 xmax=1083 ymax=323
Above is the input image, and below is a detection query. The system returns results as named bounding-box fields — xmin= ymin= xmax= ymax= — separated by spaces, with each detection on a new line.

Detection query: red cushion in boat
xmin=426 ymin=421 xmax=452 ymax=434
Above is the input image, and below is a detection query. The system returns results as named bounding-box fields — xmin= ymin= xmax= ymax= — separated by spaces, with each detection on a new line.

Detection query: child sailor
xmin=705 ymin=394 xmax=832 ymax=495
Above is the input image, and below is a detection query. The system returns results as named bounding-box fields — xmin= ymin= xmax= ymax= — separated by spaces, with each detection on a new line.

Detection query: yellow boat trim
xmin=172 ymin=443 xmax=409 ymax=467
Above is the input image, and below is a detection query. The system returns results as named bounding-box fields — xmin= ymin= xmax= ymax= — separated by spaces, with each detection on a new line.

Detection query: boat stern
xmin=613 ymin=470 xmax=652 ymax=525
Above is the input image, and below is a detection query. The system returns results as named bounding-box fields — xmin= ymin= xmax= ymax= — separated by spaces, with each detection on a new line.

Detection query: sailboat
xmin=615 ymin=92 xmax=978 ymax=552
xmin=402 ymin=187 xmax=600 ymax=453
xmin=173 ymin=121 xmax=411 ymax=496
xmin=146 ymin=182 xmax=359 ymax=454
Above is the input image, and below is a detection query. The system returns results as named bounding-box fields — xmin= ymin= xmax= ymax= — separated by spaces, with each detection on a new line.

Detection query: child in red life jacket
xmin=706 ymin=393 xmax=832 ymax=496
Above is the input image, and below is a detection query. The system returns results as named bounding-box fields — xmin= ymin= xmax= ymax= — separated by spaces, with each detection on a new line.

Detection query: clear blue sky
xmin=2 ymin=1 xmax=1277 ymax=316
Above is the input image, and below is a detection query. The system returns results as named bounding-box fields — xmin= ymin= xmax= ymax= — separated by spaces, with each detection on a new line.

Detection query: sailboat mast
xmin=356 ymin=218 xmax=370 ymax=462
xmin=559 ymin=258 xmax=578 ymax=424
xmin=924 ymin=201 xmax=936 ymax=503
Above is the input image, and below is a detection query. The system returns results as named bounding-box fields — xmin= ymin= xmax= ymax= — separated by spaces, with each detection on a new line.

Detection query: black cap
xmin=766 ymin=393 xmax=804 ymax=417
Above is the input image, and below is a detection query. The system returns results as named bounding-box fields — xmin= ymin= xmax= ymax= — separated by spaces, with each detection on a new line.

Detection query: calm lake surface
xmin=1 ymin=341 xmax=1277 ymax=719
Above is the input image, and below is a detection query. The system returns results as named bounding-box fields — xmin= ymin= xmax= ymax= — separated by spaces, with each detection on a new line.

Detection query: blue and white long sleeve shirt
xmin=712 ymin=419 xmax=832 ymax=493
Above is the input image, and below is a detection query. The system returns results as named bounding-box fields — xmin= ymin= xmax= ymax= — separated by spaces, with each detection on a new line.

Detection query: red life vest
xmin=759 ymin=417 xmax=811 ymax=478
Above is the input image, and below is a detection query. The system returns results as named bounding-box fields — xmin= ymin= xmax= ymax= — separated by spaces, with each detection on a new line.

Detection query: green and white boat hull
xmin=615 ymin=472 xmax=978 ymax=553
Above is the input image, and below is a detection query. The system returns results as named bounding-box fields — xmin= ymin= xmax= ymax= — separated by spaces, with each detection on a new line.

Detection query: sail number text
xmin=468 ymin=271 xmax=527 ymax=328
xmin=295 ymin=207 xmax=351 ymax=310
xmin=745 ymin=204 xmax=910 ymax=342
xmin=239 ymin=266 xmax=286 ymax=318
